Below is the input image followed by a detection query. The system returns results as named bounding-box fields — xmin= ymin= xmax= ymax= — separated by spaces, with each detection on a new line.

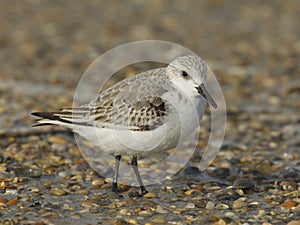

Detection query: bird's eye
xmin=181 ymin=71 xmax=188 ymax=78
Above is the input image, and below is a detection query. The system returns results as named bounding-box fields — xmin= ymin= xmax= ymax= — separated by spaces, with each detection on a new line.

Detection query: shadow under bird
xmin=31 ymin=55 xmax=217 ymax=196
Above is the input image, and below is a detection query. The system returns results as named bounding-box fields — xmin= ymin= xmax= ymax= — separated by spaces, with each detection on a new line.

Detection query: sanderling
xmin=31 ymin=55 xmax=217 ymax=195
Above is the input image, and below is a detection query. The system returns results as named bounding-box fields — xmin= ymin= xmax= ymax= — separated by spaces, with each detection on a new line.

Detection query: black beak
xmin=196 ymin=83 xmax=217 ymax=108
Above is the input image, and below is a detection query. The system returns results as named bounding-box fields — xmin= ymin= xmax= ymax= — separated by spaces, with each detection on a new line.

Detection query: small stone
xmin=41 ymin=212 xmax=57 ymax=218
xmin=212 ymin=219 xmax=226 ymax=225
xmin=107 ymin=201 xmax=125 ymax=209
xmin=257 ymin=209 xmax=266 ymax=217
xmin=206 ymin=201 xmax=215 ymax=209
xmin=281 ymin=200 xmax=298 ymax=209
xmin=36 ymin=222 xmax=45 ymax=225
xmin=43 ymin=181 xmax=53 ymax=189
xmin=48 ymin=136 xmax=68 ymax=145
xmin=184 ymin=189 xmax=202 ymax=196
xmin=248 ymin=201 xmax=261 ymax=208
xmin=38 ymin=209 xmax=48 ymax=214
xmin=7 ymin=199 xmax=18 ymax=205
xmin=77 ymin=189 xmax=89 ymax=195
xmin=50 ymin=187 xmax=67 ymax=196
xmin=0 ymin=219 xmax=15 ymax=225
xmin=14 ymin=166 xmax=42 ymax=178
xmin=211 ymin=167 xmax=230 ymax=179
xmin=232 ymin=199 xmax=247 ymax=209
xmin=44 ymin=167 xmax=56 ymax=175
xmin=215 ymin=203 xmax=229 ymax=210
xmin=235 ymin=189 xmax=245 ymax=195
xmin=0 ymin=202 xmax=7 ymax=208
xmin=224 ymin=212 xmax=236 ymax=219
xmin=58 ymin=171 xmax=68 ymax=178
xmin=119 ymin=208 xmax=131 ymax=215
xmin=150 ymin=216 xmax=167 ymax=223
xmin=226 ymin=189 xmax=241 ymax=198
xmin=107 ymin=192 xmax=121 ymax=199
xmin=185 ymin=219 xmax=192 ymax=225
xmin=51 ymin=143 xmax=66 ymax=151
xmin=185 ymin=202 xmax=195 ymax=209
xmin=0 ymin=197 xmax=8 ymax=203
xmin=204 ymin=185 xmax=222 ymax=191
xmin=91 ymin=178 xmax=105 ymax=187
xmin=281 ymin=181 xmax=297 ymax=191
xmin=29 ymin=188 xmax=40 ymax=193
xmin=124 ymin=218 xmax=138 ymax=224
xmin=233 ymin=178 xmax=255 ymax=189
xmin=108 ymin=209 xmax=117 ymax=214
xmin=195 ymin=201 xmax=206 ymax=208
xmin=139 ymin=209 xmax=152 ymax=215
xmin=91 ymin=194 xmax=105 ymax=201
xmin=143 ymin=192 xmax=158 ymax=198
xmin=156 ymin=205 xmax=168 ymax=214
xmin=287 ymin=220 xmax=300 ymax=225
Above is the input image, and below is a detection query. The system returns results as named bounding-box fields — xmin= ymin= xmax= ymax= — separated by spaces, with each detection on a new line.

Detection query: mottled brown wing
xmin=55 ymin=68 xmax=173 ymax=130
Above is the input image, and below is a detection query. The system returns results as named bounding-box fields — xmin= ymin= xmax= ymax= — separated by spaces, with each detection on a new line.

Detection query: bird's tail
xmin=32 ymin=105 xmax=92 ymax=127
xmin=31 ymin=111 xmax=75 ymax=127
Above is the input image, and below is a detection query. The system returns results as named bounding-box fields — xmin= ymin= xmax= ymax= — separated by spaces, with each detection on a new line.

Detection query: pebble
xmin=6 ymin=199 xmax=18 ymax=205
xmin=156 ymin=205 xmax=168 ymax=214
xmin=0 ymin=219 xmax=15 ymax=225
xmin=256 ymin=209 xmax=266 ymax=218
xmin=224 ymin=212 xmax=236 ymax=219
xmin=287 ymin=220 xmax=300 ymax=225
xmin=57 ymin=171 xmax=69 ymax=178
xmin=211 ymin=167 xmax=230 ymax=179
xmin=232 ymin=199 xmax=247 ymax=209
xmin=91 ymin=178 xmax=105 ymax=187
xmin=204 ymin=185 xmax=222 ymax=191
xmin=233 ymin=178 xmax=255 ymax=189
xmin=143 ymin=192 xmax=158 ymax=198
xmin=184 ymin=189 xmax=202 ymax=196
xmin=139 ymin=209 xmax=153 ymax=216
xmin=29 ymin=188 xmax=40 ymax=193
xmin=124 ymin=218 xmax=138 ymax=224
xmin=0 ymin=198 xmax=8 ymax=203
xmin=280 ymin=181 xmax=297 ymax=191
xmin=107 ymin=192 xmax=122 ymax=199
xmin=185 ymin=202 xmax=195 ymax=209
xmin=281 ymin=200 xmax=298 ymax=209
xmin=206 ymin=201 xmax=215 ymax=210
xmin=49 ymin=187 xmax=68 ymax=196
xmin=13 ymin=166 xmax=42 ymax=178
xmin=76 ymin=189 xmax=89 ymax=195
xmin=150 ymin=216 xmax=167 ymax=224
xmin=215 ymin=203 xmax=229 ymax=210
xmin=212 ymin=219 xmax=227 ymax=225
xmin=248 ymin=201 xmax=261 ymax=209
xmin=47 ymin=136 xmax=68 ymax=145
xmin=107 ymin=201 xmax=125 ymax=209
xmin=119 ymin=208 xmax=132 ymax=216
xmin=91 ymin=194 xmax=105 ymax=202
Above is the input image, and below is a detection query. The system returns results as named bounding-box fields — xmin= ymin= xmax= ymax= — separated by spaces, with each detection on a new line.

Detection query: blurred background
xmin=0 ymin=0 xmax=299 ymax=126
xmin=0 ymin=0 xmax=299 ymax=224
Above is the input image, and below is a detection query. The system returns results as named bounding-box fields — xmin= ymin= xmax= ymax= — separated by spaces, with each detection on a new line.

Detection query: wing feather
xmin=32 ymin=68 xmax=175 ymax=131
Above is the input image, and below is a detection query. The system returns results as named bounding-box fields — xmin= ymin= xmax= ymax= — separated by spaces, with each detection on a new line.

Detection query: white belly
xmin=73 ymin=97 xmax=206 ymax=156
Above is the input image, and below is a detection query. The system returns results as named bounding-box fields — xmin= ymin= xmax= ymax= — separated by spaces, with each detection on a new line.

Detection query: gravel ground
xmin=0 ymin=1 xmax=299 ymax=224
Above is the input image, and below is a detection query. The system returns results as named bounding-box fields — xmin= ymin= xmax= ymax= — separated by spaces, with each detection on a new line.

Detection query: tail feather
xmin=31 ymin=111 xmax=89 ymax=127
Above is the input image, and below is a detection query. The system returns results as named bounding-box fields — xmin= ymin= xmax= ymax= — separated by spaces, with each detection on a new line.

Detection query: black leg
xmin=131 ymin=155 xmax=148 ymax=195
xmin=112 ymin=155 xmax=121 ymax=194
